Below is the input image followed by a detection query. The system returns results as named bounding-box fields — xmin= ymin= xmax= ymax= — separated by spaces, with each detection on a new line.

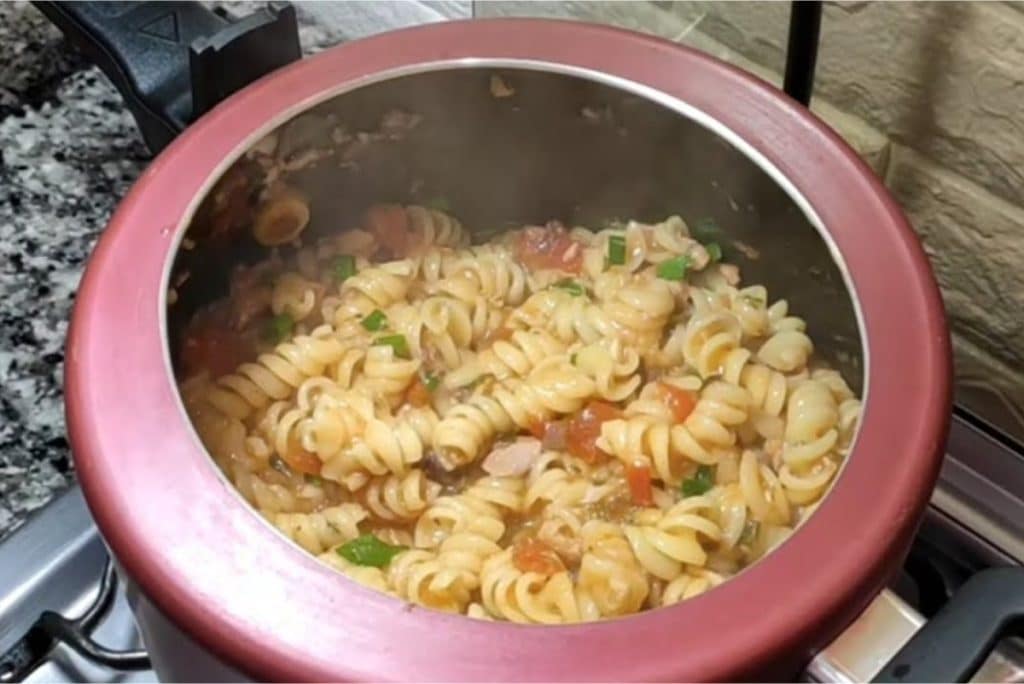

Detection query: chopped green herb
xmin=692 ymin=217 xmax=720 ymax=243
xmin=740 ymin=519 xmax=761 ymax=545
xmin=304 ymin=473 xmax=324 ymax=486
xmin=570 ymin=352 xmax=578 ymax=366
xmin=337 ymin=534 xmax=406 ymax=568
xmin=421 ymin=371 xmax=441 ymax=392
xmin=704 ymin=242 xmax=723 ymax=263
xmin=740 ymin=294 xmax=766 ymax=307
xmin=656 ymin=255 xmax=691 ymax=281
xmin=425 ymin=196 xmax=451 ymax=212
xmin=607 ymin=234 xmax=626 ymax=266
xmin=681 ymin=465 xmax=715 ymax=497
xmin=269 ymin=454 xmax=290 ymax=475
xmin=264 ymin=314 xmax=294 ymax=344
xmin=553 ymin=278 xmax=585 ymax=297
xmin=332 ymin=254 xmax=357 ymax=282
xmin=361 ymin=309 xmax=387 ymax=332
xmin=374 ymin=333 xmax=411 ymax=359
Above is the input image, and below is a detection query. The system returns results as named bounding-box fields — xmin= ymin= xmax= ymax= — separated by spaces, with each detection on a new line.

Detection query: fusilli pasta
xmin=179 ymin=207 xmax=861 ymax=624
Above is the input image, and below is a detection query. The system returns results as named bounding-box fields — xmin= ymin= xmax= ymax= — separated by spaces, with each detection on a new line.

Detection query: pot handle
xmin=873 ymin=566 xmax=1024 ymax=683
xmin=32 ymin=1 xmax=301 ymax=154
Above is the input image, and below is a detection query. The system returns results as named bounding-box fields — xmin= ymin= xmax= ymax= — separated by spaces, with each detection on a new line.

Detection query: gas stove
xmin=1 ymin=408 xmax=1023 ymax=683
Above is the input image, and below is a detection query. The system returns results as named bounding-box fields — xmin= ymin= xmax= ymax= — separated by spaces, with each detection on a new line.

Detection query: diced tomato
xmin=283 ymin=448 xmax=322 ymax=476
xmin=585 ymin=400 xmax=623 ymax=423
xmin=658 ymin=383 xmax=698 ymax=422
xmin=625 ymin=461 xmax=654 ymax=506
xmin=566 ymin=400 xmax=622 ymax=464
xmin=405 ymin=376 xmax=432 ymax=408
xmin=516 ymin=222 xmax=583 ymax=273
xmin=364 ymin=204 xmax=410 ymax=258
xmin=180 ymin=322 xmax=252 ymax=378
xmin=527 ymin=420 xmax=546 ymax=440
xmin=512 ymin=537 xmax=565 ymax=576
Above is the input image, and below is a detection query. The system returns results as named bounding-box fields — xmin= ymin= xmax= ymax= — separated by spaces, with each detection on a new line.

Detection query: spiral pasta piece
xmin=359 ymin=471 xmax=441 ymax=522
xmin=719 ymin=347 xmax=788 ymax=439
xmin=599 ymin=381 xmax=748 ymax=483
xmin=737 ymin=449 xmax=792 ymax=526
xmin=624 ymin=498 xmax=719 ymax=581
xmin=414 ymin=476 xmax=521 ymax=548
xmin=318 ymin=548 xmax=391 ymax=594
xmin=596 ymin=273 xmax=676 ymax=345
xmin=447 ymin=328 xmax=567 ymax=388
xmin=205 ymin=327 xmax=350 ymax=420
xmin=575 ymin=521 xmax=649 ymax=619
xmin=507 ymin=289 xmax=620 ymax=346
xmin=669 ymin=381 xmax=749 ymax=466
xmin=581 ymin=216 xmax=696 ymax=279
xmin=352 ymin=343 xmax=421 ymax=408
xmin=524 ymin=452 xmax=591 ymax=512
xmin=661 ymin=568 xmax=725 ymax=606
xmin=271 ymin=272 xmax=320 ymax=321
xmin=432 ymin=358 xmax=596 ymax=470
xmin=479 ymin=549 xmax=580 ymax=624
xmin=321 ymin=408 xmax=438 ymax=490
xmin=388 ymin=549 xmax=474 ymax=613
xmin=297 ymin=388 xmax=378 ymax=463
xmin=682 ymin=307 xmax=743 ymax=378
xmin=780 ymin=380 xmax=840 ymax=505
xmin=437 ymin=246 xmax=528 ymax=306
xmin=272 ymin=503 xmax=367 ymax=554
xmin=335 ymin=259 xmax=415 ymax=322
xmin=387 ymin=296 xmax=493 ymax=370
xmin=725 ymin=285 xmax=771 ymax=339
xmin=406 ymin=205 xmax=469 ymax=250
xmin=755 ymin=298 xmax=813 ymax=372
xmin=572 ymin=337 xmax=642 ymax=402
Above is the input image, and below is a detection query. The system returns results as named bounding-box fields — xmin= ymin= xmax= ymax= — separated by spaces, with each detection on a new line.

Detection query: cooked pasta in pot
xmin=177 ymin=203 xmax=862 ymax=623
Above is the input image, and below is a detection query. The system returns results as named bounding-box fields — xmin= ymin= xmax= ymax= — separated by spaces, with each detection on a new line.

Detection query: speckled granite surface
xmin=0 ymin=0 xmax=469 ymax=541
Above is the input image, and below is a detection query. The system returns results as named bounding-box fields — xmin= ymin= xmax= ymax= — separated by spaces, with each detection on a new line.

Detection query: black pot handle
xmin=873 ymin=566 xmax=1024 ymax=683
xmin=33 ymin=1 xmax=302 ymax=154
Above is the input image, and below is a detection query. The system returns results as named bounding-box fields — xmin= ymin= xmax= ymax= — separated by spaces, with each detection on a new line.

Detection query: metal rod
xmin=38 ymin=557 xmax=151 ymax=671
xmin=783 ymin=0 xmax=823 ymax=106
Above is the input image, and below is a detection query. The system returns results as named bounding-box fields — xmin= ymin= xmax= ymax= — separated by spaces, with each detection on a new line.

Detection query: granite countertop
xmin=0 ymin=0 xmax=469 ymax=541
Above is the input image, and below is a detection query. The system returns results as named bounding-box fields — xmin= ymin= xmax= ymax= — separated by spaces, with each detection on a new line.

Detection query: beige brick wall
xmin=477 ymin=1 xmax=1024 ymax=429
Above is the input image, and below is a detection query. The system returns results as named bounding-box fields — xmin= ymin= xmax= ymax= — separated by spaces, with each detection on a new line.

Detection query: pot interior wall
xmin=168 ymin=66 xmax=864 ymax=392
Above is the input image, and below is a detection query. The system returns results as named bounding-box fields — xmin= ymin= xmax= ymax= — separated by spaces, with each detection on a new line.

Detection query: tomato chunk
xmin=405 ymin=376 xmax=432 ymax=408
xmin=180 ymin=322 xmax=252 ymax=378
xmin=364 ymin=204 xmax=410 ymax=258
xmin=625 ymin=461 xmax=654 ymax=506
xmin=566 ymin=400 xmax=622 ymax=464
xmin=659 ymin=383 xmax=698 ymax=422
xmin=283 ymin=448 xmax=322 ymax=476
xmin=512 ymin=537 xmax=565 ymax=576
xmin=516 ymin=222 xmax=583 ymax=273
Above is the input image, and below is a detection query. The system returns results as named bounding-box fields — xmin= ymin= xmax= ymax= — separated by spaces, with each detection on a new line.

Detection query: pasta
xmin=178 ymin=204 xmax=862 ymax=624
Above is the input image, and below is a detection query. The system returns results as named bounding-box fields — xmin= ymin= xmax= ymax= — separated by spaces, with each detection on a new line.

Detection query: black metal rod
xmin=783 ymin=1 xmax=823 ymax=106
xmin=38 ymin=557 xmax=151 ymax=671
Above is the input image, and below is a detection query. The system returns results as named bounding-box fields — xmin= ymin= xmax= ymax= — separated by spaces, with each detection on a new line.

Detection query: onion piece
xmin=481 ymin=437 xmax=542 ymax=477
